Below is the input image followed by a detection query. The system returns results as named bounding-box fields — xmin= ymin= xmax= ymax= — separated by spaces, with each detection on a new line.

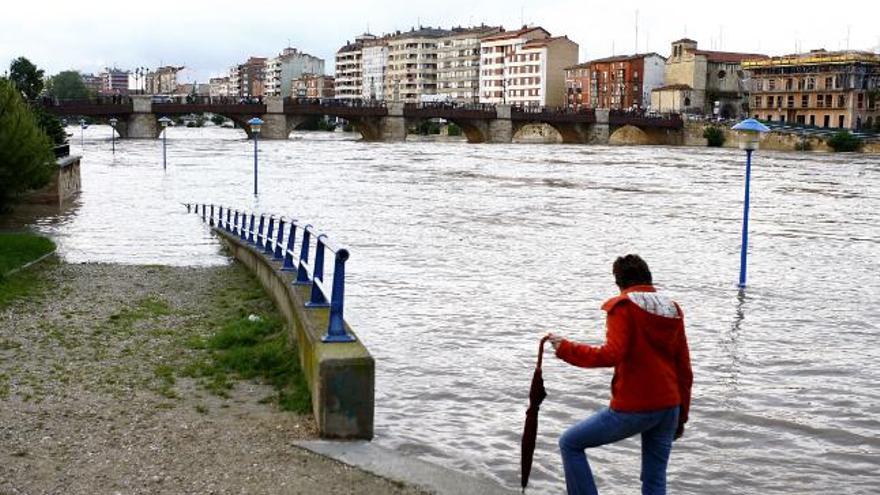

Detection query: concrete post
xmin=589 ymin=109 xmax=611 ymax=144
xmin=487 ymin=105 xmax=513 ymax=143
xmin=126 ymin=95 xmax=160 ymax=139
xmin=379 ymin=102 xmax=407 ymax=142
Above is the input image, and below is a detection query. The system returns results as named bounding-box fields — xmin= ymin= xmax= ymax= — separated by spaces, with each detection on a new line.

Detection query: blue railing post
xmin=247 ymin=213 xmax=256 ymax=243
xmin=209 ymin=204 xmax=215 ymax=227
xmin=234 ymin=211 xmax=242 ymax=237
xmin=294 ymin=226 xmax=312 ymax=284
xmin=264 ymin=216 xmax=276 ymax=255
xmin=201 ymin=204 xmax=206 ymax=223
xmin=307 ymin=235 xmax=329 ymax=307
xmin=226 ymin=208 xmax=232 ymax=233
xmin=256 ymin=214 xmax=265 ymax=248
xmin=274 ymin=218 xmax=285 ymax=260
xmin=323 ymin=249 xmax=355 ymax=343
xmin=281 ymin=222 xmax=297 ymax=271
xmin=186 ymin=203 xmax=191 ymax=213
xmin=241 ymin=212 xmax=249 ymax=241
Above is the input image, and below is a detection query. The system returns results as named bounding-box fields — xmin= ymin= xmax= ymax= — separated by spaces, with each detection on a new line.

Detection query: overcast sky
xmin=3 ymin=0 xmax=879 ymax=84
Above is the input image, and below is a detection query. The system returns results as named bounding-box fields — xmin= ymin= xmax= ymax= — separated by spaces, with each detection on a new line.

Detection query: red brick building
xmin=565 ymin=53 xmax=666 ymax=110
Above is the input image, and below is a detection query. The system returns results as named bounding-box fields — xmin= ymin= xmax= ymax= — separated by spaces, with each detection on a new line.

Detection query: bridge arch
xmin=512 ymin=121 xmax=591 ymax=144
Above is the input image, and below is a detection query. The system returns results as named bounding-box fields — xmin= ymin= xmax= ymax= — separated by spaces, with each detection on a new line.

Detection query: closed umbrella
xmin=521 ymin=336 xmax=549 ymax=492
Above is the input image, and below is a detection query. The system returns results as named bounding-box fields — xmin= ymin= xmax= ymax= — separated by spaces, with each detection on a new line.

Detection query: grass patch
xmin=0 ymin=232 xmax=55 ymax=275
xmin=186 ymin=315 xmax=310 ymax=414
xmin=0 ymin=233 xmax=55 ymax=309
xmin=106 ymin=296 xmax=172 ymax=332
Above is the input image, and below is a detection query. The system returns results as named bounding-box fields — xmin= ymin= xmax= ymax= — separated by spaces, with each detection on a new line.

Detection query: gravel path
xmin=0 ymin=260 xmax=425 ymax=495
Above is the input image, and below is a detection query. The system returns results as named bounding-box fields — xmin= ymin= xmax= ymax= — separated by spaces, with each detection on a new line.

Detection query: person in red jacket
xmin=547 ymin=254 xmax=692 ymax=495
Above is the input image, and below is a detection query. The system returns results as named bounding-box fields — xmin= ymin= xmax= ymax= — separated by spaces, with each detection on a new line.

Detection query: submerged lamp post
xmin=79 ymin=118 xmax=86 ymax=148
xmin=731 ymin=118 xmax=770 ymax=288
xmin=158 ymin=116 xmax=172 ymax=170
xmin=248 ymin=117 xmax=264 ymax=196
xmin=109 ymin=117 xmax=118 ymax=154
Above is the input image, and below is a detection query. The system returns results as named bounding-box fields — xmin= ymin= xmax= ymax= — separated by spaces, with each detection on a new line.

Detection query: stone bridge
xmin=42 ymin=96 xmax=683 ymax=145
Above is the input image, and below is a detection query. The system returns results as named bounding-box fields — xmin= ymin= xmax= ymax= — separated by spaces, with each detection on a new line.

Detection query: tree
xmin=0 ymin=80 xmax=54 ymax=208
xmin=703 ymin=126 xmax=726 ymax=147
xmin=827 ymin=131 xmax=863 ymax=152
xmin=8 ymin=57 xmax=44 ymax=100
xmin=210 ymin=114 xmax=226 ymax=126
xmin=46 ymin=71 xmax=90 ymax=100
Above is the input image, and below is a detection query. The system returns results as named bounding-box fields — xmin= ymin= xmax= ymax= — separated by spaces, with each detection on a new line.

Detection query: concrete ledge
xmin=214 ymin=228 xmax=374 ymax=439
xmin=295 ymin=441 xmax=519 ymax=495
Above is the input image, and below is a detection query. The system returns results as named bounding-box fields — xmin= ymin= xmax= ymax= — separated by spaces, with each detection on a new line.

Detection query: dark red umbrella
xmin=521 ymin=336 xmax=549 ymax=492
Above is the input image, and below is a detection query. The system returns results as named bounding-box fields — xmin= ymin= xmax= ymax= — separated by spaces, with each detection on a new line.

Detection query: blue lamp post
xmin=731 ymin=118 xmax=770 ymax=288
xmin=247 ymin=117 xmax=264 ymax=196
xmin=158 ymin=116 xmax=172 ymax=170
xmin=109 ymin=117 xmax=118 ymax=154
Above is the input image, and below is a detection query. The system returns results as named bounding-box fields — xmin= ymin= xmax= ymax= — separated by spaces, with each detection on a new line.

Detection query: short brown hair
xmin=613 ymin=254 xmax=652 ymax=289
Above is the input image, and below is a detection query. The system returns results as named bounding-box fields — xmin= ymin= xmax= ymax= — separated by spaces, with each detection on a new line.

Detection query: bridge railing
xmin=186 ymin=203 xmax=355 ymax=343
xmin=38 ymin=95 xmax=134 ymax=107
xmin=284 ymin=97 xmax=387 ymax=109
xmin=403 ymin=101 xmax=497 ymax=112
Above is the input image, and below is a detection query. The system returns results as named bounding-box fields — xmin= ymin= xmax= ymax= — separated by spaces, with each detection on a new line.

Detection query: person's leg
xmin=559 ymin=408 xmax=652 ymax=495
xmin=640 ymin=406 xmax=680 ymax=495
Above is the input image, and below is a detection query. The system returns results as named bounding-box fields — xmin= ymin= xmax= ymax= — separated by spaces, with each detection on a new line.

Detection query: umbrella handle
xmin=537 ymin=335 xmax=549 ymax=370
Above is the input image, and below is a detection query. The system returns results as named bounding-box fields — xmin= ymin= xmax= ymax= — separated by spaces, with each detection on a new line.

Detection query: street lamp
xmin=109 ymin=117 xmax=118 ymax=154
xmin=731 ymin=118 xmax=770 ymax=288
xmin=158 ymin=116 xmax=172 ymax=170
xmin=247 ymin=117 xmax=264 ymax=196
xmin=79 ymin=118 xmax=86 ymax=148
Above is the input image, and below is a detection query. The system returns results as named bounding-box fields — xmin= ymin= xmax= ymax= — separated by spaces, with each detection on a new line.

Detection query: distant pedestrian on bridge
xmin=546 ymin=254 xmax=692 ymax=495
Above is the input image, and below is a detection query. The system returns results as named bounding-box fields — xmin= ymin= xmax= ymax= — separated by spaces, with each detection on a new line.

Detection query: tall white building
xmin=437 ymin=25 xmax=502 ymax=103
xmin=335 ymin=34 xmax=375 ymax=100
xmin=479 ymin=27 xmax=578 ymax=107
xmin=265 ymin=47 xmax=325 ymax=98
xmin=361 ymin=39 xmax=388 ymax=100
xmin=385 ymin=27 xmax=450 ymax=102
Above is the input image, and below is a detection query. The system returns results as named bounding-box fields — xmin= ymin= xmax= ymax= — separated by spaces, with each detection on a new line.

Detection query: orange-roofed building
xmin=650 ymin=38 xmax=768 ymax=118
xmin=479 ymin=27 xmax=578 ymax=107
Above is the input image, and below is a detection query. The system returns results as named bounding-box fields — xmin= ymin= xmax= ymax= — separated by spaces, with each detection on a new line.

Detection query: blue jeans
xmin=559 ymin=406 xmax=679 ymax=495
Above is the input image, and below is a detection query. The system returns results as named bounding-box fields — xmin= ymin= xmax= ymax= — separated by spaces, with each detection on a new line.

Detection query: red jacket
xmin=556 ymin=285 xmax=692 ymax=427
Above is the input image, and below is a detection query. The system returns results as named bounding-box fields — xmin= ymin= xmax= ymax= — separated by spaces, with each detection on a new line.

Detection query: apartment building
xmin=81 ymin=73 xmax=102 ymax=95
xmin=361 ymin=38 xmax=388 ymax=100
xmin=292 ymin=74 xmax=335 ymax=99
xmin=437 ymin=25 xmax=502 ymax=103
xmin=650 ymin=38 xmax=766 ymax=117
xmin=744 ymin=50 xmax=880 ymax=129
xmin=230 ymin=57 xmax=268 ymax=99
xmin=384 ymin=27 xmax=452 ymax=102
xmin=565 ymin=53 xmax=666 ymax=110
xmin=265 ymin=47 xmax=325 ymax=98
xmin=209 ymin=76 xmax=231 ymax=98
xmin=479 ymin=27 xmax=578 ymax=107
xmin=100 ymin=67 xmax=129 ymax=95
xmin=335 ymin=34 xmax=374 ymax=100
xmin=145 ymin=66 xmax=184 ymax=95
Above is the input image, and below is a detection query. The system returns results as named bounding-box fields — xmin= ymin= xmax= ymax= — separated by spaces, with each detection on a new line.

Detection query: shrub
xmin=703 ymin=126 xmax=726 ymax=147
xmin=447 ymin=123 xmax=462 ymax=137
xmin=827 ymin=131 xmax=862 ymax=152
xmin=0 ymin=80 xmax=54 ymax=208
xmin=210 ymin=114 xmax=226 ymax=126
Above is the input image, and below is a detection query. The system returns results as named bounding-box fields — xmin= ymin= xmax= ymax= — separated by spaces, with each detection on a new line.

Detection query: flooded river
xmin=21 ymin=125 xmax=880 ymax=493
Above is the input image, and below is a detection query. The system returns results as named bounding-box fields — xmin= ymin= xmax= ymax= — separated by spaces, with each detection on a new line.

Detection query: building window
xmin=838 ymin=115 xmax=845 ymax=128
xmin=718 ymin=70 xmax=726 ymax=80
xmin=807 ymin=78 xmax=815 ymax=90
xmin=768 ymin=79 xmax=776 ymax=90
xmin=837 ymin=95 xmax=846 ymax=107
xmin=810 ymin=115 xmax=815 ymax=126
xmin=787 ymin=95 xmax=794 ymax=108
xmin=825 ymin=77 xmax=833 ymax=89
xmin=755 ymin=96 xmax=762 ymax=108
xmin=785 ymin=78 xmax=793 ymax=90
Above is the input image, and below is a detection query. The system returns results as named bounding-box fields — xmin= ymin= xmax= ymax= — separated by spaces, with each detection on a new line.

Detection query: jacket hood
xmin=604 ymin=285 xmax=683 ymax=355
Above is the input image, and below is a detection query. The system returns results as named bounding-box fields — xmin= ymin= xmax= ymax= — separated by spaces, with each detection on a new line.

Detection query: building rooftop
xmin=389 ymin=27 xmax=453 ymax=39
xmin=522 ymin=35 xmax=573 ymax=49
xmin=480 ymin=26 xmax=551 ymax=42
xmin=587 ymin=52 xmax=667 ymax=64
xmin=692 ymin=49 xmax=768 ymax=63
xmin=673 ymin=38 xmax=698 ymax=44
xmin=653 ymin=83 xmax=693 ymax=91
xmin=741 ymin=49 xmax=880 ymax=68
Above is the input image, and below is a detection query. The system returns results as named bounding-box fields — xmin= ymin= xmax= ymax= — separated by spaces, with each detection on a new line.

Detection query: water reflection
xmin=12 ymin=125 xmax=879 ymax=495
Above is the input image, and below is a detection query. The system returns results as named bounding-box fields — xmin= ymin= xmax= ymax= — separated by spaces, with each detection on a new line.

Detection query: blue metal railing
xmin=185 ymin=202 xmax=355 ymax=343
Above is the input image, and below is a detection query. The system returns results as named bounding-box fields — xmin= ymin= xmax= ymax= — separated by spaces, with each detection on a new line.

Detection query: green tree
xmin=827 ymin=131 xmax=863 ymax=152
xmin=8 ymin=57 xmax=44 ymax=100
xmin=46 ymin=71 xmax=90 ymax=100
xmin=703 ymin=126 xmax=726 ymax=147
xmin=0 ymin=80 xmax=55 ymax=208
xmin=32 ymin=106 xmax=67 ymax=145
xmin=210 ymin=113 xmax=226 ymax=126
